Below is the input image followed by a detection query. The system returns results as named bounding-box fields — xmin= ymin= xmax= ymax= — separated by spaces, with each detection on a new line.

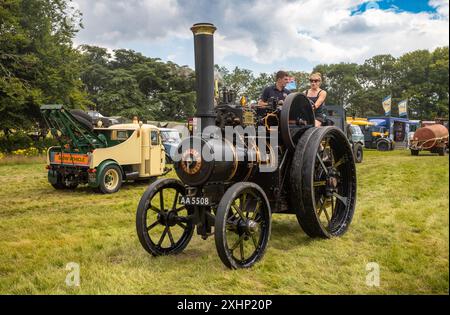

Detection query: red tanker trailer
xmin=409 ymin=123 xmax=448 ymax=156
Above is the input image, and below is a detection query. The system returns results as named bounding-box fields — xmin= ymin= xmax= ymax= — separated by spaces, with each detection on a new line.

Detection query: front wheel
xmin=136 ymin=178 xmax=194 ymax=256
xmin=214 ymin=182 xmax=271 ymax=269
xmin=410 ymin=149 xmax=419 ymax=156
xmin=377 ymin=140 xmax=390 ymax=151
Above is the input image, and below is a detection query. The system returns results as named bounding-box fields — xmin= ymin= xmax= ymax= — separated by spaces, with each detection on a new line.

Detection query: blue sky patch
xmin=351 ymin=0 xmax=438 ymax=15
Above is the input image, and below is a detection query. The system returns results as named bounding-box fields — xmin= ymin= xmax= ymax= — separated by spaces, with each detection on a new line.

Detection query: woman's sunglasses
xmin=310 ymin=79 xmax=320 ymax=83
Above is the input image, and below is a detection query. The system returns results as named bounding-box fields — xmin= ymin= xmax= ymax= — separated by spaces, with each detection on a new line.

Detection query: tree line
xmin=1 ymin=0 xmax=448 ymax=139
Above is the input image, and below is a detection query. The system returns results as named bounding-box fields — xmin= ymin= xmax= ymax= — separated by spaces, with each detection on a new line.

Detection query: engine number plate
xmin=179 ymin=196 xmax=210 ymax=206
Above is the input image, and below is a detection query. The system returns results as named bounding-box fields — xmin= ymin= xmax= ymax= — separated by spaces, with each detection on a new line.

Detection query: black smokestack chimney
xmin=191 ymin=23 xmax=217 ymax=133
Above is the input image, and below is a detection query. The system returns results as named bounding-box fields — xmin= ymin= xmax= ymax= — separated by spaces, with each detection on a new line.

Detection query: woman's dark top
xmin=305 ymin=89 xmax=326 ymax=122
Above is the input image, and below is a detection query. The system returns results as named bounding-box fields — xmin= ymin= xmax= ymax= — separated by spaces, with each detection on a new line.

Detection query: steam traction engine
xmin=136 ymin=23 xmax=357 ymax=269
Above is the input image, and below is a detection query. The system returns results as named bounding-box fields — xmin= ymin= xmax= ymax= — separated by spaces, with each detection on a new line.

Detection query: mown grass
xmin=0 ymin=150 xmax=448 ymax=294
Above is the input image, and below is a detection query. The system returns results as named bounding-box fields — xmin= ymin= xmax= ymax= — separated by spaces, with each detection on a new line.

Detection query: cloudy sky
xmin=72 ymin=0 xmax=449 ymax=73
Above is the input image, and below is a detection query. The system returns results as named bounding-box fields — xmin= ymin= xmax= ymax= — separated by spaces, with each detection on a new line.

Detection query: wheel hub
xmin=325 ymin=169 xmax=340 ymax=196
xmin=237 ymin=219 xmax=258 ymax=235
xmin=157 ymin=210 xmax=178 ymax=227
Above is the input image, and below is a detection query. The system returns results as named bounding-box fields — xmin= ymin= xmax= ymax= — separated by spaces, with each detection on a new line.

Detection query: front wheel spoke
xmin=241 ymin=193 xmax=247 ymax=211
xmin=230 ymin=234 xmax=244 ymax=251
xmin=251 ymin=201 xmax=261 ymax=220
xmin=176 ymin=216 xmax=189 ymax=223
xmin=314 ymin=180 xmax=326 ymax=187
xmin=167 ymin=228 xmax=175 ymax=246
xmin=176 ymin=222 xmax=187 ymax=229
xmin=172 ymin=191 xmax=179 ymax=210
xmin=147 ymin=221 xmax=159 ymax=231
xmin=149 ymin=204 xmax=161 ymax=213
xmin=174 ymin=205 xmax=186 ymax=213
xmin=159 ymin=189 xmax=164 ymax=210
xmin=239 ymin=240 xmax=245 ymax=261
xmin=157 ymin=226 xmax=168 ymax=247
xmin=232 ymin=204 xmax=246 ymax=221
xmin=316 ymin=153 xmax=329 ymax=175
xmin=333 ymin=192 xmax=348 ymax=206
xmin=251 ymin=233 xmax=259 ymax=249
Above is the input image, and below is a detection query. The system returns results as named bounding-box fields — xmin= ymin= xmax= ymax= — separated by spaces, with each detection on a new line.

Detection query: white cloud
xmin=429 ymin=0 xmax=449 ymax=18
xmin=73 ymin=0 xmax=449 ymax=68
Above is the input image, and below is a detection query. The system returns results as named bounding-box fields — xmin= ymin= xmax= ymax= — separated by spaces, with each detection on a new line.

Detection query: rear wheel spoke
xmin=331 ymin=196 xmax=335 ymax=217
xmin=333 ymin=157 xmax=345 ymax=168
xmin=317 ymin=198 xmax=325 ymax=217
xmin=323 ymin=207 xmax=331 ymax=225
xmin=316 ymin=153 xmax=329 ymax=174
xmin=314 ymin=180 xmax=326 ymax=187
xmin=333 ymin=192 xmax=348 ymax=206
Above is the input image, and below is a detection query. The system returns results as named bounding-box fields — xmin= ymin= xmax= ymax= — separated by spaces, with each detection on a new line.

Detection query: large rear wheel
xmin=214 ymin=182 xmax=271 ymax=269
xmin=294 ymin=126 xmax=357 ymax=238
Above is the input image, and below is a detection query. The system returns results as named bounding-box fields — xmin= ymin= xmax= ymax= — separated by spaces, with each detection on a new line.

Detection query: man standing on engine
xmin=257 ymin=70 xmax=291 ymax=107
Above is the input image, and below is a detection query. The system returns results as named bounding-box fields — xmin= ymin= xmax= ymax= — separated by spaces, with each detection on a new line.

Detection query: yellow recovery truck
xmin=41 ymin=105 xmax=168 ymax=193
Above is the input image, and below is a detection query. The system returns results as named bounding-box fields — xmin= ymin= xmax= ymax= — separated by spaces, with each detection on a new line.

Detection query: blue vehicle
xmin=159 ymin=128 xmax=182 ymax=163
xmin=365 ymin=116 xmax=416 ymax=150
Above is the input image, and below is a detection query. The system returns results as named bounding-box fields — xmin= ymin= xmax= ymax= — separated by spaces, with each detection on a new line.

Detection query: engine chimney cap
xmin=191 ymin=23 xmax=217 ymax=35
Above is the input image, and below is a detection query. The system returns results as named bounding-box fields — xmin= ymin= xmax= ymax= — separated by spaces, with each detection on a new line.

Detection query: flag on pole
xmin=398 ymin=99 xmax=408 ymax=117
xmin=382 ymin=95 xmax=392 ymax=116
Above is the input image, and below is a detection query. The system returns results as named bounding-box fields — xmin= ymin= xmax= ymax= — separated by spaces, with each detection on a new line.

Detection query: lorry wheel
xmin=51 ymin=172 xmax=66 ymax=190
xmin=63 ymin=175 xmax=79 ymax=189
xmin=98 ymin=164 xmax=123 ymax=194
xmin=136 ymin=178 xmax=194 ymax=256
xmin=70 ymin=109 xmax=91 ymax=121
xmin=215 ymin=182 xmax=271 ymax=269
xmin=72 ymin=114 xmax=94 ymax=131
xmin=410 ymin=149 xmax=419 ymax=156
xmin=294 ymin=126 xmax=357 ymax=238
xmin=376 ymin=140 xmax=389 ymax=151
xmin=353 ymin=143 xmax=363 ymax=163
xmin=70 ymin=109 xmax=94 ymax=131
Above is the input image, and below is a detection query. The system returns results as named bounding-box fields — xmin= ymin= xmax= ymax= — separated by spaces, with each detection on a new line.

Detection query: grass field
xmin=0 ymin=150 xmax=448 ymax=294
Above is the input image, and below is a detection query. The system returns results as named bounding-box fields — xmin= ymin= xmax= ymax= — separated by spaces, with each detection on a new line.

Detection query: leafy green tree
xmin=246 ymin=72 xmax=274 ymax=102
xmin=0 ymin=0 xmax=87 ymax=138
